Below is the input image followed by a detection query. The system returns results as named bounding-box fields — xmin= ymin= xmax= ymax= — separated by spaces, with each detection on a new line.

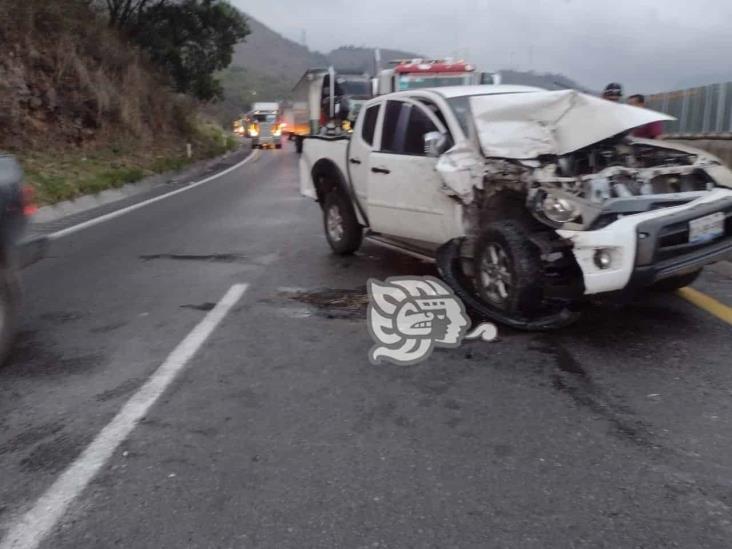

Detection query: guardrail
xmin=647 ymin=82 xmax=732 ymax=136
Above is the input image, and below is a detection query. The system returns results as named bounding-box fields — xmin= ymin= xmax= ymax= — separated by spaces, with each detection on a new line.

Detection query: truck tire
xmin=323 ymin=190 xmax=362 ymax=255
xmin=295 ymin=136 xmax=304 ymax=154
xmin=473 ymin=220 xmax=543 ymax=316
xmin=652 ymin=269 xmax=701 ymax=292
xmin=0 ymin=266 xmax=20 ymax=365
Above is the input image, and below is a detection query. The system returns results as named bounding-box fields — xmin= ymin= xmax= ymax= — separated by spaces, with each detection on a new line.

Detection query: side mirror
xmin=424 ymin=131 xmax=448 ymax=157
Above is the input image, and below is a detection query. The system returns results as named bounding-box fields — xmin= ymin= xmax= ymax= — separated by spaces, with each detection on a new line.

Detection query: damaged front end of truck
xmin=435 ymin=90 xmax=732 ymax=329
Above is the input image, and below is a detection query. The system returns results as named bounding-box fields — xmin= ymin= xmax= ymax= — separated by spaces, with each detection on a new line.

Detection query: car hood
xmin=470 ymin=89 xmax=675 ymax=159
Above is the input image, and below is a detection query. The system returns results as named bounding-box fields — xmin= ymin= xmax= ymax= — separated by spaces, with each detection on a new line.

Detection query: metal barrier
xmin=646 ymin=82 xmax=732 ymax=137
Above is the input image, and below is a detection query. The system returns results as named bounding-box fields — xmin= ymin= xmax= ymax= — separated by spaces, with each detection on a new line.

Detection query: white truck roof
xmin=416 ymin=85 xmax=545 ymax=98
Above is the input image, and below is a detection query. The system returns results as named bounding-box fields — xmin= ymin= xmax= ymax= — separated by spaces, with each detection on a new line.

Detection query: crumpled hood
xmin=471 ymin=89 xmax=675 ymax=159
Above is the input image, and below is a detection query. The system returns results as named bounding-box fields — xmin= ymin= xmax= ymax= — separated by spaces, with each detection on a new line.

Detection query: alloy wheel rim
xmin=479 ymin=243 xmax=513 ymax=305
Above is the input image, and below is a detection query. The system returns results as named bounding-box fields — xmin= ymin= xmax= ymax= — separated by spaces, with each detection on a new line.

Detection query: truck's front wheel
xmin=473 ymin=221 xmax=543 ymax=316
xmin=323 ymin=191 xmax=362 ymax=255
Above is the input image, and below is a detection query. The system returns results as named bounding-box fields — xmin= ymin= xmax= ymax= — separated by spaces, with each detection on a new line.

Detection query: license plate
xmin=688 ymin=212 xmax=725 ymax=244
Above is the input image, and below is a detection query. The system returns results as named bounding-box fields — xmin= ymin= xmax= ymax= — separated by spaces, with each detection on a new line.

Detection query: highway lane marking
xmin=0 ymin=283 xmax=249 ymax=549
xmin=47 ymin=149 xmax=262 ymax=240
xmin=678 ymin=286 xmax=732 ymax=325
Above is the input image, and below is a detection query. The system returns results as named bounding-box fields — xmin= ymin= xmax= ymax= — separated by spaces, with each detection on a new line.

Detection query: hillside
xmin=0 ymin=0 xmax=236 ymax=204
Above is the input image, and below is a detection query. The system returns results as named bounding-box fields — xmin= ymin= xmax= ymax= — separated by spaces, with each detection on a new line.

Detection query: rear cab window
xmin=361 ymin=104 xmax=380 ymax=146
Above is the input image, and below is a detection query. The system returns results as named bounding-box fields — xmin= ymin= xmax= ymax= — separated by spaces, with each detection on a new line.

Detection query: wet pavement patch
xmin=530 ymin=335 xmax=656 ymax=448
xmin=0 ymin=421 xmax=65 ymax=456
xmin=20 ymin=432 xmax=90 ymax=473
xmin=3 ymin=331 xmax=103 ymax=378
xmin=140 ymin=253 xmax=249 ymax=264
xmin=280 ymin=287 xmax=369 ymax=320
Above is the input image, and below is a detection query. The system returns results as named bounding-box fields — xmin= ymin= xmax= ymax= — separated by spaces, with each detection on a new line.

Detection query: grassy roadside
xmin=19 ymin=121 xmax=239 ymax=206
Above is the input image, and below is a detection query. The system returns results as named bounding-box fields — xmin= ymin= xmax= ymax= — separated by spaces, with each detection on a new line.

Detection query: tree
xmin=105 ymin=0 xmax=249 ymax=101
xmin=104 ymin=0 xmax=165 ymax=27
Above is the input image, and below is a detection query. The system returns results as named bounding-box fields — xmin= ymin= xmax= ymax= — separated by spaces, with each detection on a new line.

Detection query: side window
xmin=380 ymin=101 xmax=404 ymax=153
xmin=361 ymin=104 xmax=379 ymax=146
xmin=403 ymin=107 xmax=439 ymax=156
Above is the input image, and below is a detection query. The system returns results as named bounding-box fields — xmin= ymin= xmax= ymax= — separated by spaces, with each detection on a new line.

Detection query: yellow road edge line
xmin=677 ymin=286 xmax=732 ymax=325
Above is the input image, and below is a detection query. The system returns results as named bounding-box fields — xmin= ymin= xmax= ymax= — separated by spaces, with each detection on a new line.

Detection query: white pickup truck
xmin=300 ymin=85 xmax=732 ymax=329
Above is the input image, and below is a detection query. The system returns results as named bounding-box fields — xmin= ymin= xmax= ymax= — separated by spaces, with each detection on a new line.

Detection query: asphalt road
xmin=1 ymin=145 xmax=732 ymax=548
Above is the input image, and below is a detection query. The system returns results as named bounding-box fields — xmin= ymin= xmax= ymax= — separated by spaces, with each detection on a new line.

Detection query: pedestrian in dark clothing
xmin=602 ymin=82 xmax=623 ymax=102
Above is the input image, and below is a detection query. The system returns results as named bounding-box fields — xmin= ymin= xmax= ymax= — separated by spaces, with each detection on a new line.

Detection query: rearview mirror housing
xmin=424 ymin=131 xmax=449 ymax=157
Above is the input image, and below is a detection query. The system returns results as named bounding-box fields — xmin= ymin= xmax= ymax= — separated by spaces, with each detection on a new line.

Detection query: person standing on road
xmin=627 ymin=94 xmax=664 ymax=139
xmin=602 ymin=82 xmax=623 ymax=102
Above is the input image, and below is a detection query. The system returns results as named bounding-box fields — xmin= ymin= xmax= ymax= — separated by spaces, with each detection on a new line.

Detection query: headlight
xmin=541 ymin=194 xmax=581 ymax=223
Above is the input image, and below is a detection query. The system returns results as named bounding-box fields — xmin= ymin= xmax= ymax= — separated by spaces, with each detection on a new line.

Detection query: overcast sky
xmin=232 ymin=0 xmax=732 ymax=94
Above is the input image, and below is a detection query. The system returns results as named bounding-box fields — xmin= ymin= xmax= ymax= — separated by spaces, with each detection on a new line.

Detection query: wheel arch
xmin=311 ymin=159 xmax=350 ymax=207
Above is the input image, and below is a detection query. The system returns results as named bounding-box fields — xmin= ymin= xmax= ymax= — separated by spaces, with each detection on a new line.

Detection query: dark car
xmin=0 ymin=153 xmax=39 ymax=362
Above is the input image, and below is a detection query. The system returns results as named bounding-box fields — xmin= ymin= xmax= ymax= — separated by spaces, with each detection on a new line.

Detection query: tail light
xmin=22 ymin=185 xmax=38 ymax=216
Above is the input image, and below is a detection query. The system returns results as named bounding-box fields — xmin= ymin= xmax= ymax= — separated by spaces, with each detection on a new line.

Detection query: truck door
xmin=366 ymin=99 xmax=458 ymax=245
xmin=348 ymin=102 xmax=382 ymax=206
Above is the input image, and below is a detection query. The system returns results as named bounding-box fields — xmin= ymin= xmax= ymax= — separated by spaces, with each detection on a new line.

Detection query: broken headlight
xmin=541 ymin=194 xmax=581 ymax=224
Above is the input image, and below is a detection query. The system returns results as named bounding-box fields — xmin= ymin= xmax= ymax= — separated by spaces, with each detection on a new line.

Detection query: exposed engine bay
xmin=461 ymin=138 xmax=731 ymax=232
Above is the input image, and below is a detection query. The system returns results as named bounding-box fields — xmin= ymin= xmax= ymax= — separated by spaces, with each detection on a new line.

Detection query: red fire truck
xmin=376 ymin=58 xmax=499 ymax=95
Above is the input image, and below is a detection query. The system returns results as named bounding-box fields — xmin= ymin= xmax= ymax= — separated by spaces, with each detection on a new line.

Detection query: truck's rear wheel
xmin=323 ymin=191 xmax=362 ymax=255
xmin=473 ymin=221 xmax=543 ymax=316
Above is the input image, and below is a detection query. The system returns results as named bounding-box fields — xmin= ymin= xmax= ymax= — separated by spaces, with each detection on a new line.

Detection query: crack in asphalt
xmin=139 ymin=253 xmax=249 ymax=264
xmin=180 ymin=303 xmax=216 ymax=312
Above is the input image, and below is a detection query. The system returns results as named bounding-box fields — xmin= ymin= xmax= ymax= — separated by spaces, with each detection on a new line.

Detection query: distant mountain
xmin=229 ymin=17 xmax=328 ymax=82
xmin=213 ymin=14 xmax=590 ymax=124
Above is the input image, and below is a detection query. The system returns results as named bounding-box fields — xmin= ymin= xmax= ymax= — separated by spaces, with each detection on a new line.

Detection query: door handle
xmin=371 ymin=167 xmax=391 ymax=174
xmin=349 ymin=158 xmax=362 ymax=165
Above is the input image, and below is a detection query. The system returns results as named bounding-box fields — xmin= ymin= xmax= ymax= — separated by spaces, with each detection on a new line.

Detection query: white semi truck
xmin=287 ymin=68 xmax=373 ymax=153
xmin=248 ymin=102 xmax=283 ymax=149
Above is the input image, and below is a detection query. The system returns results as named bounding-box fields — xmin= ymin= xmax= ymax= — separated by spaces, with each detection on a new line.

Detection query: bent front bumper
xmin=557 ymin=189 xmax=732 ymax=295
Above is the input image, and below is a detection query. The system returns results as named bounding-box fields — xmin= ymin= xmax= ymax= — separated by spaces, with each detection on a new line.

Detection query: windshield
xmin=252 ymin=114 xmax=277 ymax=123
xmin=447 ymin=92 xmax=536 ymax=135
xmin=398 ymin=73 xmax=474 ymax=90
xmin=337 ymin=79 xmax=372 ymax=97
